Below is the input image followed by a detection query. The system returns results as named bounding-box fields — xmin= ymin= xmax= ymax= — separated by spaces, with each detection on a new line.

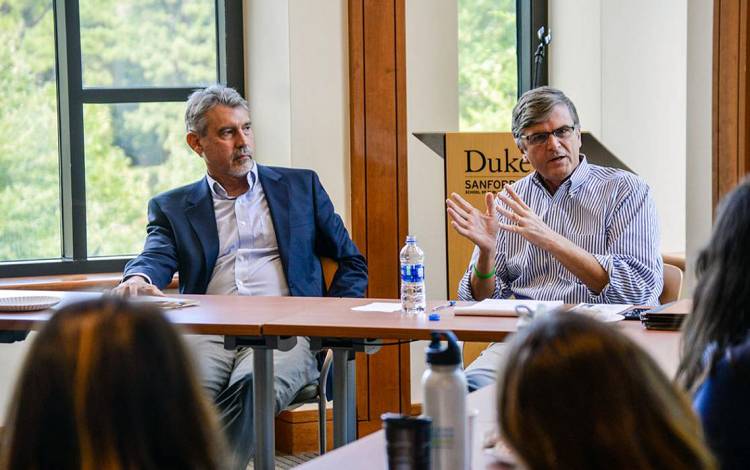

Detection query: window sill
xmin=0 ymin=273 xmax=178 ymax=291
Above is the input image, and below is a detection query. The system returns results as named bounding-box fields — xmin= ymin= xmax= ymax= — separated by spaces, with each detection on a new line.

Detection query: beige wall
xmin=245 ymin=0 xmax=292 ymax=168
xmin=549 ymin=0 xmax=602 ymax=138
xmin=406 ymin=0 xmax=459 ymax=403
xmin=246 ymin=0 xmax=351 ymax=226
xmin=685 ymin=0 xmax=713 ymax=293
xmin=289 ymin=1 xmax=351 ymax=221
xmin=550 ymin=0 xmax=688 ymax=255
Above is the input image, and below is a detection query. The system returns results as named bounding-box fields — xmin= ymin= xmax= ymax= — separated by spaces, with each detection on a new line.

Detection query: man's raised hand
xmin=446 ymin=191 xmax=499 ymax=253
xmin=496 ymin=184 xmax=561 ymax=251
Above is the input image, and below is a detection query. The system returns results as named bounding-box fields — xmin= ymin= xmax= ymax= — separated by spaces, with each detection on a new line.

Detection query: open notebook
xmin=453 ymin=299 xmax=563 ymax=317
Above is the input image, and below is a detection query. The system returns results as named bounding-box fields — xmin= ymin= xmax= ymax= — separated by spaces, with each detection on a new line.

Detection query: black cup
xmin=381 ymin=413 xmax=431 ymax=470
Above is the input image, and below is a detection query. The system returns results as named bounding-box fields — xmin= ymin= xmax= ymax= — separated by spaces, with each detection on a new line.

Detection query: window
xmin=0 ymin=0 xmax=244 ymax=276
xmin=458 ymin=0 xmax=548 ymax=131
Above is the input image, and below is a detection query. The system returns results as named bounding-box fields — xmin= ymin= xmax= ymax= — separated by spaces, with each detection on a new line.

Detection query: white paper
xmin=454 ymin=298 xmax=563 ymax=317
xmin=351 ymin=302 xmax=403 ymax=312
xmin=572 ymin=303 xmax=632 ymax=315
xmin=129 ymin=296 xmax=200 ymax=309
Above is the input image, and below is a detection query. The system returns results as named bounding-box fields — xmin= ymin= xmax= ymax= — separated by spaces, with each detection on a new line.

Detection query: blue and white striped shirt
xmin=457 ymin=156 xmax=663 ymax=305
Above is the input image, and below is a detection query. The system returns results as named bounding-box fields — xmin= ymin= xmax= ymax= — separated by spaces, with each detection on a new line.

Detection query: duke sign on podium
xmin=445 ymin=132 xmax=532 ymax=296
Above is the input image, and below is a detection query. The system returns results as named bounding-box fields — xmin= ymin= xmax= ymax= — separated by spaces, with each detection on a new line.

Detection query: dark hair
xmin=498 ymin=314 xmax=714 ymax=470
xmin=511 ymin=86 xmax=580 ymax=147
xmin=677 ymin=177 xmax=750 ymax=391
xmin=0 ymin=297 xmax=225 ymax=470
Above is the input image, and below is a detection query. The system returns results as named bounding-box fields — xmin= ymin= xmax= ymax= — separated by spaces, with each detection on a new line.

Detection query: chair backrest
xmin=321 ymin=257 xmax=338 ymax=292
xmin=660 ymin=263 xmax=683 ymax=304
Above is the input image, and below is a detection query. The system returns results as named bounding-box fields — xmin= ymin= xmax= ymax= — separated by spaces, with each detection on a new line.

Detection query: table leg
xmin=252 ymin=347 xmax=275 ymax=470
xmin=333 ymin=348 xmax=357 ymax=447
xmin=346 ymin=352 xmax=356 ymax=443
xmin=225 ymin=335 xmax=296 ymax=470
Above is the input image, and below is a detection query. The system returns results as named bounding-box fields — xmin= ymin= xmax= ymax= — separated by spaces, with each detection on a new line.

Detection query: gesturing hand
xmin=446 ymin=192 xmax=499 ymax=253
xmin=496 ymin=184 xmax=560 ymax=250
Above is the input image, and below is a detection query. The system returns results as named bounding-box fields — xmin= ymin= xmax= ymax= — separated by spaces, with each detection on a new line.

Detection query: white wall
xmin=289 ymin=1 xmax=351 ymax=220
xmin=245 ymin=0 xmax=351 ymax=225
xmin=550 ymin=0 xmax=688 ymax=254
xmin=245 ymin=1 xmax=292 ymax=168
xmin=685 ymin=0 xmax=713 ymax=293
xmin=406 ymin=0 xmax=459 ymax=403
xmin=549 ymin=0 xmax=601 ymax=137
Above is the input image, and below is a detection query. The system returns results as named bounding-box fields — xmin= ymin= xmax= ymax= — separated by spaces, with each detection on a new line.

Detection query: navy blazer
xmin=124 ymin=165 xmax=367 ymax=298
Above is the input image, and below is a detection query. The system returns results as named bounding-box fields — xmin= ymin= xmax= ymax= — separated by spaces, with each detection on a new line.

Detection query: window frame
xmin=516 ymin=0 xmax=549 ymax=96
xmin=0 ymin=0 xmax=244 ymax=277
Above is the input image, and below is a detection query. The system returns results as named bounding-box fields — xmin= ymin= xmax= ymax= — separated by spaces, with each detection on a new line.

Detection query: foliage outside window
xmin=0 ymin=1 xmax=60 ymax=261
xmin=0 ymin=0 xmax=232 ymax=266
xmin=458 ymin=0 xmax=518 ymax=131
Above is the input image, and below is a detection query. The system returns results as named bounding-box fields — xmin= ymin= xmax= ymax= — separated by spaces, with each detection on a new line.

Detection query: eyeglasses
xmin=520 ymin=125 xmax=577 ymax=146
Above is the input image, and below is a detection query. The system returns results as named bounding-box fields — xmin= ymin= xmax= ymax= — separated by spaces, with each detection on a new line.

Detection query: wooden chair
xmin=660 ymin=263 xmax=683 ymax=304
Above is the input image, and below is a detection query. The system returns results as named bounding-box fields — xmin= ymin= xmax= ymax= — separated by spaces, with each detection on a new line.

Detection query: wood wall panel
xmin=713 ymin=0 xmax=750 ymax=207
xmin=394 ymin=0 xmax=411 ymax=415
xmin=347 ymin=0 xmax=371 ymax=425
xmin=349 ymin=0 xmax=367 ymax=250
xmin=348 ymin=0 xmax=409 ymax=436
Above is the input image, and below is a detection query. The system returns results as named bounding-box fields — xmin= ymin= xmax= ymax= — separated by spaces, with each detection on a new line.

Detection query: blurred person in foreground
xmin=0 ymin=297 xmax=225 ymax=470
xmin=497 ymin=313 xmax=714 ymax=470
xmin=677 ymin=177 xmax=750 ymax=470
xmin=447 ymin=86 xmax=663 ymax=390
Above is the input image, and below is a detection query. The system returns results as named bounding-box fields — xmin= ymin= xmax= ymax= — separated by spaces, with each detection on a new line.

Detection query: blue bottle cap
xmin=425 ymin=331 xmax=461 ymax=365
xmin=428 ymin=312 xmax=440 ymax=321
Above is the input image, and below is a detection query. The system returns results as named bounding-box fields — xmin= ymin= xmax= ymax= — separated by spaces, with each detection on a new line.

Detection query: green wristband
xmin=472 ymin=264 xmax=496 ymax=279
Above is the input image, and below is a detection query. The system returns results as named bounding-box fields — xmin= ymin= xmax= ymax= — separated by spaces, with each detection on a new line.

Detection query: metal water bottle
xmin=400 ymin=236 xmax=426 ymax=314
xmin=422 ymin=331 xmax=467 ymax=470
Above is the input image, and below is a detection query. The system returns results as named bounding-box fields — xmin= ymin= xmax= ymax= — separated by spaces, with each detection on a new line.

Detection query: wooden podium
xmin=414 ymin=131 xmax=631 ymax=299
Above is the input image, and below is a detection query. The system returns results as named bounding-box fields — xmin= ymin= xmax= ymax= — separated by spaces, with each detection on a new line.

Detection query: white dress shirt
xmin=204 ymin=162 xmax=290 ymax=296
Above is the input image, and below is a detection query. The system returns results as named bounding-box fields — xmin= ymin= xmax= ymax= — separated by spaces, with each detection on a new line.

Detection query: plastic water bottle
xmin=400 ymin=236 xmax=426 ymax=314
xmin=422 ymin=331 xmax=467 ymax=470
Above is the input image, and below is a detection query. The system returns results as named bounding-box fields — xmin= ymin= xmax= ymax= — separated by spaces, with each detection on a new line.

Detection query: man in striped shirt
xmin=446 ymin=87 xmax=663 ymax=390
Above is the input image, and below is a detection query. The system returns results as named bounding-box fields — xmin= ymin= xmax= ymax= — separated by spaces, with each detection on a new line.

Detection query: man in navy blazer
xmin=121 ymin=164 xmax=367 ymax=298
xmin=114 ymin=85 xmax=367 ymax=469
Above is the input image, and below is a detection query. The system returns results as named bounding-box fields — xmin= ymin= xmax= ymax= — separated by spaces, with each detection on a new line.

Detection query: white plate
xmin=0 ymin=296 xmax=61 ymax=312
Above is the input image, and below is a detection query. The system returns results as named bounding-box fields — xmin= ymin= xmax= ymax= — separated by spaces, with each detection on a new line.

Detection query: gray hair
xmin=185 ymin=85 xmax=249 ymax=136
xmin=511 ymin=86 xmax=580 ymax=146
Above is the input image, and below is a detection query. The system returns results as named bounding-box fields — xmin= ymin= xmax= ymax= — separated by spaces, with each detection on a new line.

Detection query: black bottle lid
xmin=425 ymin=330 xmax=461 ymax=366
